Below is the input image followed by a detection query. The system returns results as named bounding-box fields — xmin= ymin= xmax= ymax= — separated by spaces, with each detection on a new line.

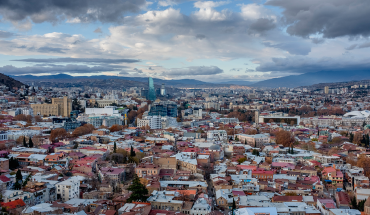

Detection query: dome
xmin=343 ymin=110 xmax=370 ymax=118
xmin=209 ymin=144 xmax=221 ymax=150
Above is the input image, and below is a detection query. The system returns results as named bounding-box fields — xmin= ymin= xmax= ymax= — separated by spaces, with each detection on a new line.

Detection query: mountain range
xmin=11 ymin=70 xmax=370 ymax=88
xmin=12 ymin=74 xmax=232 ymax=88
xmin=251 ymin=70 xmax=370 ymax=88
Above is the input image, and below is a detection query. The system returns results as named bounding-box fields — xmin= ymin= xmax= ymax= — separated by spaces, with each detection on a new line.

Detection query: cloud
xmin=245 ymin=69 xmax=255 ymax=72
xmin=34 ymin=46 xmax=69 ymax=53
xmin=195 ymin=34 xmax=206 ymax=40
xmin=133 ymin=68 xmax=143 ymax=73
xmin=13 ymin=57 xmax=140 ymax=64
xmin=256 ymin=56 xmax=370 ymax=74
xmin=0 ymin=0 xmax=147 ymax=25
xmin=249 ymin=18 xmax=276 ymax=33
xmin=267 ymin=0 xmax=370 ymax=38
xmin=0 ymin=30 xmax=15 ymax=38
xmin=162 ymin=66 xmax=223 ymax=77
xmin=311 ymin=38 xmax=325 ymax=44
xmin=93 ymin=27 xmax=102 ymax=33
xmin=230 ymin=68 xmax=242 ymax=72
xmin=0 ymin=64 xmax=125 ymax=75
xmin=158 ymin=0 xmax=193 ymax=7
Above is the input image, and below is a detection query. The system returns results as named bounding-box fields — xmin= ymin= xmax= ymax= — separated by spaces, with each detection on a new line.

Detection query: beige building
xmin=31 ymin=96 xmax=72 ymax=117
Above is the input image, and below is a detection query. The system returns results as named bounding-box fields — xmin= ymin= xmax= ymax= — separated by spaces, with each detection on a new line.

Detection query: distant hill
xmin=13 ymin=74 xmax=233 ymax=88
xmin=252 ymin=70 xmax=370 ymax=88
xmin=0 ymin=73 xmax=26 ymax=89
xmin=214 ymin=81 xmax=255 ymax=86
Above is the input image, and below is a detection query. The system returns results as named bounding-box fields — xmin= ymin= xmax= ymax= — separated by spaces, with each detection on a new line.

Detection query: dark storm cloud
xmin=267 ymin=0 xmax=370 ymax=38
xmin=12 ymin=58 xmax=140 ymax=64
xmin=311 ymin=38 xmax=325 ymax=44
xmin=249 ymin=18 xmax=276 ymax=33
xmin=0 ymin=0 xmax=147 ymax=24
xmin=162 ymin=66 xmax=223 ymax=77
xmin=263 ymin=41 xmax=311 ymax=55
xmin=0 ymin=30 xmax=15 ymax=38
xmin=195 ymin=34 xmax=206 ymax=40
xmin=35 ymin=46 xmax=69 ymax=53
xmin=0 ymin=64 xmax=125 ymax=75
xmin=256 ymin=57 xmax=370 ymax=74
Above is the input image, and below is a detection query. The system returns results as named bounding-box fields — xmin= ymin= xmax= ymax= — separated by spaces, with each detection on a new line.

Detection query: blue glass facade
xmin=148 ymin=102 xmax=177 ymax=117
xmin=148 ymin=77 xmax=156 ymax=101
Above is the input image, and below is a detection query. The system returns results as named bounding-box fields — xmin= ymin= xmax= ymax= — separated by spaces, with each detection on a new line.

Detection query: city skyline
xmin=0 ymin=0 xmax=369 ymax=83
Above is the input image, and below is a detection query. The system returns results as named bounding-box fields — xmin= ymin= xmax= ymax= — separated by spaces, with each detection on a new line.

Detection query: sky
xmin=0 ymin=0 xmax=370 ymax=83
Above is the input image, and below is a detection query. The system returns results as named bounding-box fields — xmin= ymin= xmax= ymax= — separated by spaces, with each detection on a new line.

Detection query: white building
xmin=207 ymin=130 xmax=227 ymax=141
xmin=190 ymin=198 xmax=211 ymax=215
xmin=55 ymin=176 xmax=81 ymax=202
xmin=137 ymin=116 xmax=162 ymax=129
xmin=85 ymin=106 xmax=119 ymax=116
xmin=21 ymin=108 xmax=34 ymax=116
xmin=237 ymin=134 xmax=270 ymax=147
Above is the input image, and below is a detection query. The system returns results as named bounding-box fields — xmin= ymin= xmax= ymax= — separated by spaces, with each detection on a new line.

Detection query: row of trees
xmin=349 ymin=133 xmax=370 ymax=146
xmin=22 ymin=136 xmax=34 ymax=148
xmin=49 ymin=124 xmax=95 ymax=143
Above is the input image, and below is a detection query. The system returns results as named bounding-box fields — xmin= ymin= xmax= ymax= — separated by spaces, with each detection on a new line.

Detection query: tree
xmin=232 ymin=198 xmax=236 ymax=215
xmin=351 ymin=196 xmax=358 ymax=209
xmin=127 ymin=174 xmax=149 ymax=202
xmin=275 ymin=130 xmax=295 ymax=147
xmin=114 ymin=142 xmax=117 ymax=153
xmin=16 ymin=169 xmax=22 ymax=183
xmin=50 ymin=128 xmax=68 ymax=143
xmin=252 ymin=149 xmax=259 ymax=156
xmin=237 ymin=157 xmax=247 ymax=164
xmin=353 ymin=133 xmax=363 ymax=145
xmin=71 ymin=124 xmax=95 ymax=137
xmin=130 ymin=146 xmax=136 ymax=157
xmin=349 ymin=133 xmax=354 ymax=142
xmin=23 ymin=136 xmax=27 ymax=147
xmin=28 ymin=138 xmax=33 ymax=148
xmin=331 ymin=137 xmax=342 ymax=144
xmin=110 ymin=124 xmax=123 ymax=132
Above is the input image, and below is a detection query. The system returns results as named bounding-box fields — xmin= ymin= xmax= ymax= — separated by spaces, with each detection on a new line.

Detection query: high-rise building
xmin=160 ymin=84 xmax=166 ymax=96
xmin=149 ymin=101 xmax=177 ymax=117
xmin=324 ymin=86 xmax=329 ymax=94
xmin=31 ymin=96 xmax=72 ymax=117
xmin=255 ymin=110 xmax=259 ymax=126
xmin=148 ymin=77 xmax=156 ymax=101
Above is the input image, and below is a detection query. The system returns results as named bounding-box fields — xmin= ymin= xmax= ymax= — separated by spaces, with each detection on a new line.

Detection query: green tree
xmin=114 ymin=142 xmax=117 ymax=153
xmin=13 ymin=181 xmax=21 ymax=190
xmin=358 ymin=199 xmax=366 ymax=211
xmin=232 ymin=198 xmax=236 ymax=215
xmin=237 ymin=157 xmax=247 ymax=164
xmin=23 ymin=136 xmax=27 ymax=147
xmin=28 ymin=138 xmax=33 ymax=148
xmin=127 ymin=174 xmax=149 ymax=202
xmin=130 ymin=146 xmax=136 ymax=157
xmin=350 ymin=133 xmax=354 ymax=143
xmin=252 ymin=149 xmax=259 ymax=156
xmin=351 ymin=196 xmax=358 ymax=209
xmin=16 ymin=169 xmax=23 ymax=184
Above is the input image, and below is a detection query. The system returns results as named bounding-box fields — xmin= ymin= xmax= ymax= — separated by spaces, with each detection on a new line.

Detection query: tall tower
xmin=324 ymin=86 xmax=329 ymax=94
xmin=255 ymin=110 xmax=259 ymax=126
xmin=148 ymin=77 xmax=156 ymax=101
xmin=160 ymin=84 xmax=166 ymax=96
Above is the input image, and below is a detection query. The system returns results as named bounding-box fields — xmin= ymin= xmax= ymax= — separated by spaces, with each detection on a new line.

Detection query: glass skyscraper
xmin=148 ymin=77 xmax=156 ymax=101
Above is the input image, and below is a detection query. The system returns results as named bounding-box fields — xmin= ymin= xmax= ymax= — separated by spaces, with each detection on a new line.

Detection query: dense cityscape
xmin=0 ymin=75 xmax=367 ymax=215
xmin=1 ymin=0 xmax=370 ymax=214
